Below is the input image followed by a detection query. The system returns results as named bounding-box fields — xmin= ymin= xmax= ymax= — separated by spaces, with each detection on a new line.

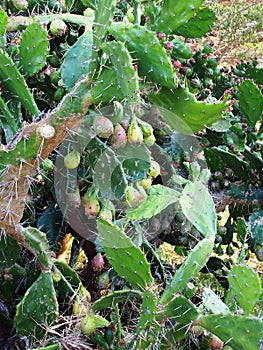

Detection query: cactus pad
xmin=228 ymin=264 xmax=261 ymax=315
xmin=14 ymin=271 xmax=59 ymax=340
xmin=97 ymin=219 xmax=154 ymax=290
xmin=19 ymin=22 xmax=49 ymax=77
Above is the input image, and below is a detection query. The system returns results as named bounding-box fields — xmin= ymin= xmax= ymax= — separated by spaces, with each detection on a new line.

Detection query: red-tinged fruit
xmin=50 ymin=19 xmax=67 ymax=37
xmin=83 ymin=194 xmax=100 ymax=216
xmin=126 ymin=185 xmax=147 ymax=208
xmin=93 ymin=115 xmax=114 ymax=138
xmin=111 ymin=123 xmax=127 ymax=148
xmin=166 ymin=42 xmax=173 ymax=50
xmin=209 ymin=335 xmax=224 ymax=349
xmin=158 ymin=32 xmax=166 ymax=39
xmin=173 ymin=60 xmax=182 ymax=69
xmin=92 ymin=254 xmax=105 ymax=272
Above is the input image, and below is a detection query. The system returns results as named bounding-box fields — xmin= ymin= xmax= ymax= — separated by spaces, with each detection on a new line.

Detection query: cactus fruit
xmin=110 ymin=123 xmax=127 ymax=149
xmin=93 ymin=115 xmax=114 ymax=138
xmin=148 ymin=160 xmax=161 ymax=178
xmin=64 ymin=150 xmax=81 ymax=170
xmin=125 ymin=185 xmax=146 ymax=208
xmin=209 ymin=335 xmax=224 ymax=350
xmin=11 ymin=0 xmax=28 ymax=11
xmin=50 ymin=19 xmax=67 ymax=36
xmin=97 ymin=271 xmax=110 ymax=290
xmin=127 ymin=118 xmax=144 ymax=147
xmin=80 ymin=309 xmax=96 ymax=335
xmin=92 ymin=254 xmax=105 ymax=272
xmin=83 ymin=193 xmax=100 ymax=216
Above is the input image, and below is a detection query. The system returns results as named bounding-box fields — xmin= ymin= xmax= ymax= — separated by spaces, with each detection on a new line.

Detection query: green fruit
xmin=207 ymin=57 xmax=218 ymax=68
xmin=172 ymin=38 xmax=193 ymax=59
xmin=144 ymin=134 xmax=156 ymax=146
xmin=149 ymin=160 xmax=161 ymax=178
xmin=226 ymin=245 xmax=234 ymax=255
xmin=50 ymin=19 xmax=67 ymax=37
xmin=113 ymin=101 xmax=124 ymax=122
xmin=80 ymin=309 xmax=96 ymax=335
xmin=217 ymin=244 xmax=224 ymax=255
xmin=83 ymin=194 xmax=100 ymax=216
xmin=127 ymin=118 xmax=144 ymax=147
xmin=104 ymin=328 xmax=115 ymax=346
xmin=40 ymin=158 xmax=54 ymax=171
xmin=97 ymin=271 xmax=110 ymax=289
xmin=203 ymin=43 xmax=212 ymax=55
xmin=138 ymin=120 xmax=154 ymax=138
xmin=54 ymin=87 xmax=65 ymax=102
xmin=138 ymin=177 xmax=152 ymax=189
xmin=98 ymin=208 xmax=113 ymax=222
xmin=64 ymin=150 xmax=81 ymax=169
xmin=51 ymin=70 xmax=61 ymax=85
xmin=8 ymin=44 xmax=19 ymax=58
xmin=11 ymin=0 xmax=28 ymax=10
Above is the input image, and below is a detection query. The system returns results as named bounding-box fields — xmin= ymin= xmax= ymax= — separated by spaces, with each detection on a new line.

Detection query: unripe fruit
xmin=138 ymin=177 xmax=152 ymax=189
xmin=137 ymin=120 xmax=153 ymax=138
xmin=50 ymin=19 xmax=67 ymax=37
xmin=97 ymin=271 xmax=110 ymax=289
xmin=113 ymin=101 xmax=124 ymax=122
xmin=127 ymin=118 xmax=143 ymax=147
xmin=64 ymin=150 xmax=81 ymax=169
xmin=92 ymin=254 xmax=105 ymax=272
xmin=93 ymin=115 xmax=114 ymax=138
xmin=126 ymin=185 xmax=146 ymax=208
xmin=54 ymin=87 xmax=66 ymax=101
xmin=11 ymin=0 xmax=28 ymax=10
xmin=98 ymin=208 xmax=113 ymax=222
xmin=149 ymin=160 xmax=161 ymax=178
xmin=209 ymin=335 xmax=224 ymax=349
xmin=144 ymin=134 xmax=156 ymax=146
xmin=83 ymin=195 xmax=100 ymax=216
xmin=110 ymin=123 xmax=127 ymax=149
xmin=80 ymin=309 xmax=96 ymax=335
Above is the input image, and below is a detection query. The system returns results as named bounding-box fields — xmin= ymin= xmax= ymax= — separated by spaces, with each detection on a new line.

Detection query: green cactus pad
xmin=175 ymin=7 xmax=216 ymax=38
xmin=0 ymin=234 xmax=21 ymax=268
xmin=97 ymin=219 xmax=154 ymax=290
xmin=198 ymin=314 xmax=263 ymax=350
xmin=244 ymin=148 xmax=263 ymax=183
xmin=93 ymin=289 xmax=142 ymax=311
xmin=155 ymin=0 xmax=204 ymax=33
xmin=19 ymin=22 xmax=49 ymax=77
xmin=160 ymin=238 xmax=213 ymax=304
xmin=248 ymin=209 xmax=263 ymax=248
xmin=202 ymin=287 xmax=230 ymax=314
xmin=90 ymin=67 xmax=125 ymax=104
xmin=109 ymin=23 xmax=177 ymax=88
xmin=89 ymin=0 xmax=116 ymax=77
xmin=61 ymin=30 xmax=93 ymax=89
xmin=101 ymin=41 xmax=139 ymax=102
xmin=14 ymin=271 xmax=59 ymax=340
xmin=54 ymin=260 xmax=81 ymax=287
xmin=0 ymin=50 xmax=39 ymax=116
xmin=149 ymin=87 xmax=227 ymax=134
xmin=211 ymin=147 xmax=251 ymax=181
xmin=22 ymin=227 xmax=52 ymax=269
xmin=246 ymin=67 xmax=263 ymax=85
xmin=164 ymin=296 xmax=199 ymax=323
xmin=0 ymin=94 xmax=18 ymax=142
xmin=179 ymin=180 xmax=216 ymax=239
xmin=126 ymin=185 xmax=180 ymax=221
xmin=228 ymin=265 xmax=261 ymax=315
xmin=0 ymin=10 xmax=8 ymax=49
xmin=136 ymin=289 xmax=159 ymax=348
xmin=239 ymin=80 xmax=263 ymax=127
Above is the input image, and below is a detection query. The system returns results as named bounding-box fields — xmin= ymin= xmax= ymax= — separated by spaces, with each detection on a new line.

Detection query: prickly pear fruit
xmin=50 ymin=19 xmax=67 ymax=37
xmin=92 ymin=254 xmax=105 ymax=272
xmin=93 ymin=116 xmax=114 ymax=138
xmin=64 ymin=150 xmax=81 ymax=169
xmin=80 ymin=309 xmax=96 ymax=335
xmin=144 ymin=134 xmax=156 ymax=146
xmin=97 ymin=271 xmax=110 ymax=289
xmin=83 ymin=194 xmax=100 ymax=216
xmin=98 ymin=208 xmax=113 ymax=222
xmin=113 ymin=101 xmax=124 ymax=122
xmin=138 ymin=177 xmax=152 ymax=189
xmin=149 ymin=160 xmax=161 ymax=178
xmin=137 ymin=120 xmax=154 ymax=138
xmin=209 ymin=335 xmax=224 ymax=349
xmin=11 ymin=0 xmax=28 ymax=10
xmin=110 ymin=123 xmax=127 ymax=149
xmin=126 ymin=185 xmax=146 ymax=208
xmin=127 ymin=118 xmax=143 ymax=147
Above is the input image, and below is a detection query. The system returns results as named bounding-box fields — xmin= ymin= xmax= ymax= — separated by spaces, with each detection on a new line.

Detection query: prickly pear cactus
xmin=109 ymin=23 xmax=177 ymax=88
xmin=0 ymin=49 xmax=40 ymax=116
xmin=0 ymin=234 xmax=21 ymax=267
xmin=14 ymin=271 xmax=59 ymax=340
xmin=19 ymin=22 xmax=49 ymax=76
xmin=149 ymin=86 xmax=228 ymax=134
xmin=197 ymin=314 xmax=263 ymax=350
xmin=97 ymin=219 xmax=154 ymax=290
xmin=160 ymin=238 xmax=214 ymax=304
xmin=228 ymin=264 xmax=261 ymax=315
xmin=0 ymin=9 xmax=8 ymax=48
